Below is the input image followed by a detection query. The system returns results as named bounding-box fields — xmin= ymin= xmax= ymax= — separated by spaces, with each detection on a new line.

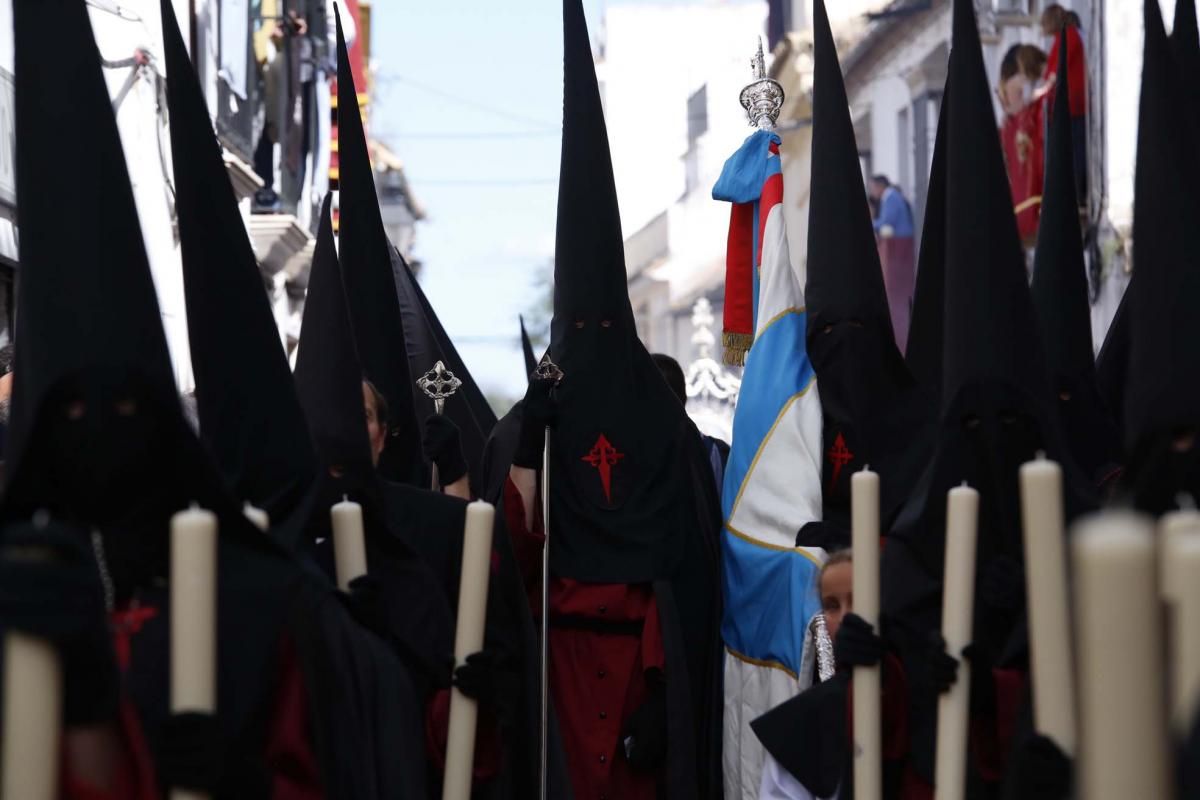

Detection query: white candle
xmin=242 ymin=503 xmax=270 ymax=533
xmin=442 ymin=501 xmax=496 ymax=800
xmin=331 ymin=497 xmax=368 ymax=591
xmin=934 ymin=485 xmax=978 ymax=800
xmin=851 ymin=469 xmax=881 ymax=800
xmin=1162 ymin=512 xmax=1200 ymax=733
xmin=170 ymin=505 xmax=218 ymax=800
xmin=1073 ymin=512 xmax=1168 ymax=800
xmin=2 ymin=632 xmax=61 ymax=800
xmin=1160 ymin=510 xmax=1200 ymax=604
xmin=1018 ymin=457 xmax=1076 ymax=755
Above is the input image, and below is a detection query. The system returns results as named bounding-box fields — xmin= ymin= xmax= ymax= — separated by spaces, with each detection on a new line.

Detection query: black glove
xmin=834 ymin=613 xmax=884 ymax=668
xmin=622 ymin=670 xmax=668 ymax=772
xmin=1003 ymin=734 xmax=1072 ymax=800
xmin=451 ymin=649 xmax=518 ymax=726
xmin=157 ymin=712 xmax=271 ymax=798
xmin=423 ymin=414 xmax=468 ymax=486
xmin=0 ymin=520 xmax=119 ymax=725
xmin=927 ymin=632 xmax=961 ymax=695
xmin=513 ymin=380 xmax=557 ymax=469
xmin=927 ymin=633 xmax=995 ymax=714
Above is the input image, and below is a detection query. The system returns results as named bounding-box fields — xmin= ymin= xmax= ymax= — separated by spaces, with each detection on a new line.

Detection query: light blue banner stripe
xmin=721 ymin=529 xmax=823 ymax=675
xmin=722 ymin=309 xmax=814 ymax=519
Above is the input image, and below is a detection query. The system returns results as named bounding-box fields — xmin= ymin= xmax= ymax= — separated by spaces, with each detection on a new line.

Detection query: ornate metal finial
xmin=534 ymin=353 xmax=564 ymax=385
xmin=739 ymin=37 xmax=785 ymax=131
xmin=417 ymin=360 xmax=462 ymax=415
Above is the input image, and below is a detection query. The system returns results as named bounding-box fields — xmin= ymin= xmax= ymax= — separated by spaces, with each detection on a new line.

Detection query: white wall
xmin=602 ymin=2 xmax=769 ymax=242
xmin=88 ymin=0 xmax=194 ymax=392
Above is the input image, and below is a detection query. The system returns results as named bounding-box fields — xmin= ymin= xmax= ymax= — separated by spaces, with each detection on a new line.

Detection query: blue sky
xmin=371 ymin=0 xmax=598 ymax=410
xmin=370 ymin=0 xmax=706 ymax=410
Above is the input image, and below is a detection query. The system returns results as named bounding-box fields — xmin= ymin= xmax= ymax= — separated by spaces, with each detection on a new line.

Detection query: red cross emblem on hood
xmin=828 ymin=432 xmax=854 ymax=489
xmin=582 ymin=434 xmax=624 ymax=504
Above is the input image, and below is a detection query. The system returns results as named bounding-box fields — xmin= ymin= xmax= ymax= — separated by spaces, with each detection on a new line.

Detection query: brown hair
xmin=1016 ymin=45 xmax=1047 ymax=80
xmin=1041 ymin=4 xmax=1068 ymax=32
xmin=819 ymin=549 xmax=853 ymax=588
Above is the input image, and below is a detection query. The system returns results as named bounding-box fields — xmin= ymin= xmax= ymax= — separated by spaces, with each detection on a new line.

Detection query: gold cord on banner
xmin=722 ymin=331 xmax=753 ymax=367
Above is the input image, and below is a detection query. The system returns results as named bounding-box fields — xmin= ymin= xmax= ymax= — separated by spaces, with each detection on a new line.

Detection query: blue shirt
xmin=873 ymin=186 xmax=915 ymax=238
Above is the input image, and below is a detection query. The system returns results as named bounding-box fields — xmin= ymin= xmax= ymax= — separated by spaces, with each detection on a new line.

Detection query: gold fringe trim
xmin=722 ymin=332 xmax=753 ymax=367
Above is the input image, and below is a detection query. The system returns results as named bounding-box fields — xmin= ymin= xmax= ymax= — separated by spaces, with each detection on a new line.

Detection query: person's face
xmin=362 ymin=382 xmax=386 ymax=467
xmin=868 ymin=181 xmax=885 ymax=201
xmin=0 ymin=371 xmax=13 ymax=403
xmin=820 ymin=561 xmax=853 ymax=642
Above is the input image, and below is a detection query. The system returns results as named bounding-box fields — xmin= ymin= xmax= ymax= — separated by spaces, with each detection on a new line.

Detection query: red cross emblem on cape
xmin=827 ymin=432 xmax=854 ymax=489
xmin=581 ymin=434 xmax=625 ymax=504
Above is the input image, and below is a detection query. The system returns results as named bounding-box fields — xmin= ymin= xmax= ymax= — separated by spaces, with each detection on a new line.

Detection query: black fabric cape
xmin=379 ymin=480 xmax=574 ymax=799
xmin=879 ymin=0 xmax=1095 ymax=784
xmin=293 ymin=195 xmax=569 ymax=797
xmin=3 ymin=2 xmax=429 ymax=794
xmin=294 ymin=195 xmax=455 ymax=696
xmin=391 ymin=249 xmax=498 ymax=490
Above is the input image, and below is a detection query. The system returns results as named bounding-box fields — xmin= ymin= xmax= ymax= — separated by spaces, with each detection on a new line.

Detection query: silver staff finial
xmin=534 ymin=353 xmax=564 ymax=385
xmin=417 ymin=360 xmax=462 ymax=415
xmin=740 ymin=37 xmax=784 ymax=131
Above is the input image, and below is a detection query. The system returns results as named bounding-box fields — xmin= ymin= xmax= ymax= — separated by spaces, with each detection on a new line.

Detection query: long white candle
xmin=1018 ymin=457 xmax=1075 ymax=755
xmin=442 ymin=501 xmax=496 ymax=800
xmin=331 ymin=497 xmax=368 ymax=591
xmin=934 ymin=485 xmax=978 ymax=800
xmin=242 ymin=503 xmax=270 ymax=533
xmin=1163 ymin=512 xmax=1200 ymax=733
xmin=170 ymin=505 xmax=218 ymax=800
xmin=2 ymin=632 xmax=61 ymax=800
xmin=1074 ymin=512 xmax=1168 ymax=800
xmin=851 ymin=468 xmax=881 ymax=800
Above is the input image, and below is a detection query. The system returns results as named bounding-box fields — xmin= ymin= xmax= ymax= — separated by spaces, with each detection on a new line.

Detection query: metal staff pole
xmin=417 ymin=360 xmax=462 ymax=491
xmin=533 ymin=353 xmax=563 ymax=800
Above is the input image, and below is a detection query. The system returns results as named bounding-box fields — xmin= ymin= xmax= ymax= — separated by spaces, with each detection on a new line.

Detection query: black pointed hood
xmin=939 ymin=0 xmax=1050 ymax=413
xmin=392 ymin=251 xmax=498 ymax=483
xmin=551 ymin=0 xmax=634 ymax=342
xmin=163 ymin=0 xmax=317 ymax=542
xmin=548 ymin=0 xmax=706 ymax=581
xmin=334 ymin=6 xmax=423 ymax=486
xmin=1030 ymin=30 xmax=1121 ymax=485
xmin=1121 ymin=0 xmax=1200 ymax=512
xmin=294 ymin=196 xmax=376 ymax=489
xmin=904 ymin=82 xmax=949 ymax=395
xmin=804 ymin=0 xmax=933 ymax=535
xmin=520 ymin=316 xmax=538 ymax=380
xmin=2 ymin=0 xmax=271 ymax=563
xmin=806 ymin=0 xmax=900 ymax=349
xmin=5 ymin=0 xmax=178 ymax=473
xmin=1174 ymin=0 xmax=1200 ymax=80
xmin=886 ymin=0 xmax=1088 ymax=613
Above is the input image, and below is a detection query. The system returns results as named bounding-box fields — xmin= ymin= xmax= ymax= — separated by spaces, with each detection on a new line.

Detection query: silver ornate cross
xmin=416 ymin=360 xmax=462 ymax=415
xmin=534 ymin=353 xmax=564 ymax=385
